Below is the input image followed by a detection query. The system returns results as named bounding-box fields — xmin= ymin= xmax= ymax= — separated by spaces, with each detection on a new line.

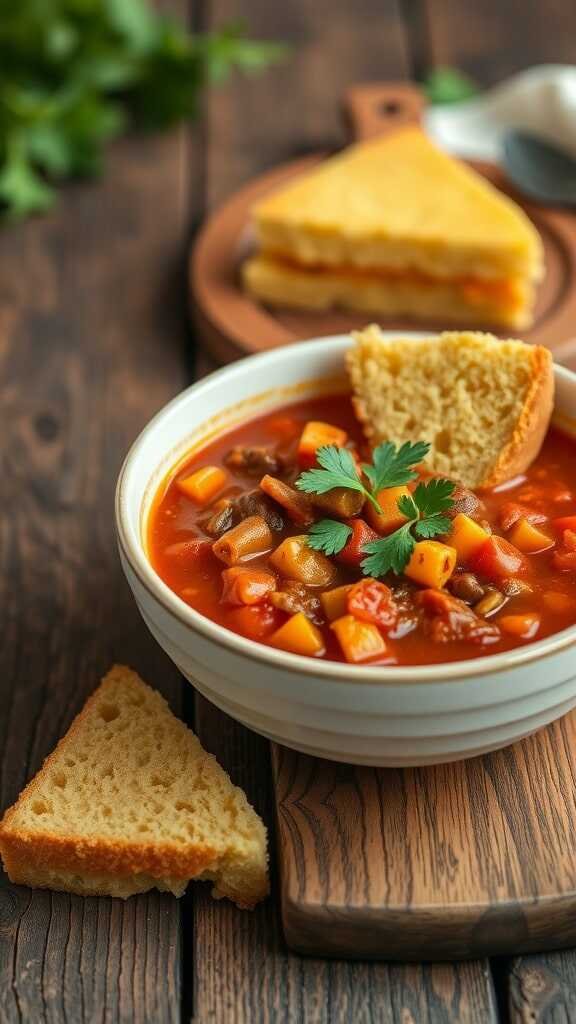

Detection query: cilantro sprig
xmin=296 ymin=439 xmax=455 ymax=574
xmin=362 ymin=479 xmax=455 ymax=577
xmin=296 ymin=440 xmax=427 ymax=514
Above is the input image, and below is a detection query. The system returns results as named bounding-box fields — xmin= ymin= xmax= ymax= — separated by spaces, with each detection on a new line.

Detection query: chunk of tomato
xmin=347 ymin=578 xmax=398 ymax=630
xmin=226 ymin=603 xmax=280 ymax=640
xmin=337 ymin=519 xmax=378 ymax=568
xmin=469 ymin=535 xmax=528 ymax=581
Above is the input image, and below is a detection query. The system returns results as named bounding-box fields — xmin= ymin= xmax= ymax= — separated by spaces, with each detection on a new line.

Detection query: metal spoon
xmin=502 ymin=130 xmax=576 ymax=206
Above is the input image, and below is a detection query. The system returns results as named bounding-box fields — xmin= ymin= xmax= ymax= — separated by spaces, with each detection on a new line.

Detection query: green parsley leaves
xmin=0 ymin=4 xmax=287 ymax=219
xmin=361 ymin=478 xmax=455 ymax=577
xmin=297 ymin=439 xmax=455 ymax=576
xmin=296 ymin=439 xmax=428 ymax=514
xmin=362 ymin=440 xmax=429 ymax=493
xmin=307 ymin=519 xmax=352 ymax=557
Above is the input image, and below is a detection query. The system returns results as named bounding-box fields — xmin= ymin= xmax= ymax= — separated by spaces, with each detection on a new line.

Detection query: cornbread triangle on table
xmin=243 ymin=127 xmax=543 ymax=329
xmin=0 ymin=665 xmax=268 ymax=908
xmin=346 ymin=325 xmax=554 ymax=489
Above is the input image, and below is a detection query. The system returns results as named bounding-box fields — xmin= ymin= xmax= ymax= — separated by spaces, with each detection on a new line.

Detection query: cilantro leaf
xmin=363 ymin=440 xmax=430 ymax=493
xmin=414 ymin=515 xmax=452 ymax=539
xmin=296 ymin=444 xmax=370 ymax=496
xmin=361 ymin=523 xmax=416 ymax=577
xmin=306 ymin=519 xmax=352 ymax=557
xmin=397 ymin=492 xmax=418 ymax=520
xmin=412 ymin=478 xmax=455 ymax=518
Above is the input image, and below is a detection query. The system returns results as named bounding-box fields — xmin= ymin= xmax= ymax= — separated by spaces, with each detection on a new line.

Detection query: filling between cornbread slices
xmin=243 ymin=253 xmax=531 ymax=326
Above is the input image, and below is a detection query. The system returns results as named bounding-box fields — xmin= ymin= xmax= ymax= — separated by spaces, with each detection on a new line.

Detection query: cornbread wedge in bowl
xmin=0 ymin=665 xmax=269 ymax=907
xmin=347 ymin=326 xmax=554 ymax=489
xmin=243 ymin=128 xmax=543 ymax=329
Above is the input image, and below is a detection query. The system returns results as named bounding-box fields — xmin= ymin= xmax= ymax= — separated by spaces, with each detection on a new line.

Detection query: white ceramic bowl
xmin=116 ymin=333 xmax=576 ymax=766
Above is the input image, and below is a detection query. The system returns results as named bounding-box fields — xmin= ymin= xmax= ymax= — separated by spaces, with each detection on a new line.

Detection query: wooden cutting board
xmin=272 ymin=709 xmax=576 ymax=961
xmin=192 ymin=82 xmax=576 ymax=366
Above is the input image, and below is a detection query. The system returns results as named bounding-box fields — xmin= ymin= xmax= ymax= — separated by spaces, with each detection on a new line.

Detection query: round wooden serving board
xmin=192 ymin=83 xmax=576 ymax=367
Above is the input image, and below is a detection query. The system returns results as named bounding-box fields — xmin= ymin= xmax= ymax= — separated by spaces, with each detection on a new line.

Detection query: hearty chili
xmin=148 ymin=395 xmax=576 ymax=666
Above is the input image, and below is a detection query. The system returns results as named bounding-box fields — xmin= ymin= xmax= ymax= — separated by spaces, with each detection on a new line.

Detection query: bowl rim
xmin=115 ymin=333 xmax=576 ymax=685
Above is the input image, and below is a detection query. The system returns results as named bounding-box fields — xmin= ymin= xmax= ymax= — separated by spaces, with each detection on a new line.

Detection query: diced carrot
xmin=554 ymin=516 xmax=576 ymax=532
xmin=330 ymin=615 xmax=387 ymax=664
xmin=366 ymin=486 xmax=411 ymax=535
xmin=508 ymin=518 xmax=554 ymax=554
xmin=447 ymin=514 xmax=489 ymax=564
xmin=564 ymin=530 xmax=576 ymax=551
xmin=298 ymin=421 xmax=348 ymax=469
xmin=337 ymin=519 xmax=378 ymax=568
xmin=221 ymin=567 xmax=276 ymax=606
xmin=347 ymin=578 xmax=397 ymax=630
xmin=543 ymin=591 xmax=575 ymax=614
xmin=469 ymin=536 xmax=527 ymax=581
xmin=405 ymin=541 xmax=457 ymax=590
xmin=176 ymin=465 xmax=227 ymax=505
xmin=269 ymin=612 xmax=326 ymax=657
xmin=227 ymin=604 xmax=280 ymax=640
xmin=553 ymin=550 xmax=576 ymax=571
xmin=320 ymin=585 xmax=352 ymax=622
xmin=497 ymin=613 xmax=540 ymax=639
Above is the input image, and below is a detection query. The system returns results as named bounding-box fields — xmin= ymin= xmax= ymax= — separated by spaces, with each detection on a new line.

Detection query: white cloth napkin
xmin=424 ymin=65 xmax=576 ymax=163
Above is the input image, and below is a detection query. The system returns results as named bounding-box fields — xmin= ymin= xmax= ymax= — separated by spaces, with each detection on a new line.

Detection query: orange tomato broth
xmin=147 ymin=394 xmax=576 ymax=666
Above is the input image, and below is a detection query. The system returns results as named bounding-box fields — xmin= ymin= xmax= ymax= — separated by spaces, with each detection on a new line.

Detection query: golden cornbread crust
xmin=253 ymin=128 xmax=543 ymax=282
xmin=346 ymin=326 xmax=554 ymax=489
xmin=0 ymin=665 xmax=269 ymax=908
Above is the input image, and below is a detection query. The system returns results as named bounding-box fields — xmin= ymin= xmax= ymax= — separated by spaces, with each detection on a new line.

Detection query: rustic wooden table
xmin=1 ymin=1 xmax=576 ymax=1021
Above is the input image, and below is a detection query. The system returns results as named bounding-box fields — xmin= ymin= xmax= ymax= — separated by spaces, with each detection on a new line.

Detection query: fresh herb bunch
xmin=0 ymin=2 xmax=287 ymax=218
xmin=298 ymin=440 xmax=455 ymax=576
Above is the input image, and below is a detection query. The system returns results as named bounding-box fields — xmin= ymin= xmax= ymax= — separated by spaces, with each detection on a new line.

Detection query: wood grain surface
xmin=0 ymin=128 xmax=189 ymax=1023
xmin=1 ymin=0 xmax=576 ymax=1021
xmin=273 ymin=712 xmax=576 ymax=961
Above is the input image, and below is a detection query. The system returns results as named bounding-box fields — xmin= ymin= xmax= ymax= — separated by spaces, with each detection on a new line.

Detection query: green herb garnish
xmin=307 ymin=519 xmax=353 ymax=557
xmin=362 ymin=478 xmax=455 ymax=577
xmin=296 ymin=440 xmax=428 ymax=513
xmin=297 ymin=440 xmax=455 ymax=575
xmin=0 ymin=5 xmax=287 ymax=219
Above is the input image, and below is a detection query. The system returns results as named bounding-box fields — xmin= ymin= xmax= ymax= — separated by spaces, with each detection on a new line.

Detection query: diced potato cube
xmin=298 ymin=421 xmax=348 ymax=468
xmin=447 ymin=513 xmax=489 ymax=563
xmin=366 ymin=486 xmax=411 ymax=535
xmin=330 ymin=615 xmax=387 ymax=664
xmin=177 ymin=465 xmax=227 ymax=505
xmin=269 ymin=612 xmax=325 ymax=657
xmin=320 ymin=584 xmax=352 ymax=622
xmin=508 ymin=517 xmax=554 ymax=553
xmin=270 ymin=536 xmax=337 ymax=586
xmin=405 ymin=541 xmax=457 ymax=589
